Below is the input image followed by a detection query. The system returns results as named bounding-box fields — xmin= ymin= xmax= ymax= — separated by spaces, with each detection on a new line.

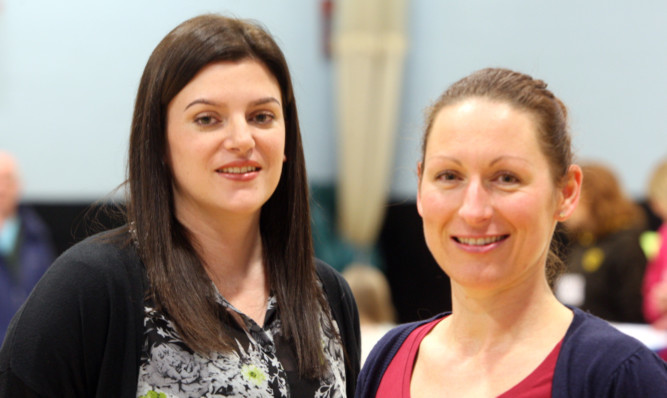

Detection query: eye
xmin=250 ymin=111 xmax=276 ymax=125
xmin=495 ymin=172 xmax=520 ymax=185
xmin=194 ymin=114 xmax=220 ymax=127
xmin=435 ymin=170 xmax=461 ymax=183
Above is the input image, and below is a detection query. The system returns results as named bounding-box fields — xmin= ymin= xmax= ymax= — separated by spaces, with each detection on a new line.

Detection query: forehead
xmin=431 ymin=98 xmax=538 ymax=145
xmin=179 ymin=59 xmax=281 ymax=99
xmin=0 ymin=154 xmax=18 ymax=177
xmin=421 ymin=98 xmax=556 ymax=175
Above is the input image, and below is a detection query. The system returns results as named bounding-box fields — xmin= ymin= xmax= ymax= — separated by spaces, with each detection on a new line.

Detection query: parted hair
xmin=125 ymin=14 xmax=329 ymax=378
xmin=420 ymin=67 xmax=574 ymax=283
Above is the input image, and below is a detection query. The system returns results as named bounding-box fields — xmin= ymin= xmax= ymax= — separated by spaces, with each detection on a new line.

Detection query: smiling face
xmin=166 ymin=59 xmax=286 ymax=224
xmin=417 ymin=97 xmax=579 ymax=293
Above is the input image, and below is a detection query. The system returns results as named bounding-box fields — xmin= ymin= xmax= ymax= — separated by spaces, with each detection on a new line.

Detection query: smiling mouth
xmin=217 ymin=166 xmax=260 ymax=174
xmin=454 ymin=235 xmax=508 ymax=246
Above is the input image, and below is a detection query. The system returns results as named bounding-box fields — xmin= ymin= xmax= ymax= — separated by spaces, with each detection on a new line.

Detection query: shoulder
xmin=5 ymin=226 xmax=145 ymax=345
xmin=562 ymin=307 xmax=646 ymax=358
xmin=554 ymin=307 xmax=667 ymax=396
xmin=25 ymin=227 xmax=145 ymax=308
xmin=0 ymin=226 xmax=146 ymax=396
xmin=315 ymin=259 xmax=356 ymax=307
xmin=50 ymin=226 xmax=142 ymax=284
xmin=315 ymin=259 xmax=345 ymax=286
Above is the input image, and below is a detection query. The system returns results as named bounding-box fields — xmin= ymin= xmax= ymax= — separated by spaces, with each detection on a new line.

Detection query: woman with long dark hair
xmin=0 ymin=14 xmax=360 ymax=397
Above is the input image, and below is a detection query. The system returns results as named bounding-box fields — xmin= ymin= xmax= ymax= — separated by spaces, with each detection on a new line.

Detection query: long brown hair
xmin=421 ymin=67 xmax=573 ymax=283
xmin=125 ymin=14 xmax=328 ymax=378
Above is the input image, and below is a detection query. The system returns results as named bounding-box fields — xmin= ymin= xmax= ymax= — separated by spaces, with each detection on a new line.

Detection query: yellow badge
xmin=582 ymin=247 xmax=604 ymax=273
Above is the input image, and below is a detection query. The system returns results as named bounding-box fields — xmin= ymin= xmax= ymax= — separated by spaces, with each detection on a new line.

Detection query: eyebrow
xmin=184 ymin=96 xmax=281 ymax=111
xmin=490 ymin=155 xmax=531 ymax=166
xmin=428 ymin=155 xmax=530 ymax=166
xmin=250 ymin=97 xmax=282 ymax=107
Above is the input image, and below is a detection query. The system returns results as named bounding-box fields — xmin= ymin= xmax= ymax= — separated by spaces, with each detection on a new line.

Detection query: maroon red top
xmin=376 ymin=317 xmax=562 ymax=397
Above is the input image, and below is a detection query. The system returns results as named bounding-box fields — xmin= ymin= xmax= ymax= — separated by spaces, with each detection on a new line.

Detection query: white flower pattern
xmin=136 ymin=291 xmax=346 ymax=398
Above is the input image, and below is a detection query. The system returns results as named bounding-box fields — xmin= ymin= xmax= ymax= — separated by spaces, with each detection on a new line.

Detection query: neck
xmin=177 ymin=206 xmax=265 ymax=284
xmin=0 ymin=208 xmax=17 ymax=229
xmin=178 ymin=208 xmax=270 ymax=324
xmin=444 ymin=277 xmax=572 ymax=354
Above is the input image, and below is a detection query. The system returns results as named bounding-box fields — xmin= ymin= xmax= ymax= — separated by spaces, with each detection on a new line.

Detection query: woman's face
xmin=166 ymin=59 xmax=286 ymax=223
xmin=417 ymin=97 xmax=580 ymax=293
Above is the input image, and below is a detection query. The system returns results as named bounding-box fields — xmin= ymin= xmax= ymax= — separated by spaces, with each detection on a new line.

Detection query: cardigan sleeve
xmin=554 ymin=307 xmax=667 ymax=397
xmin=0 ymin=230 xmax=146 ymax=398
xmin=604 ymin=348 xmax=667 ymax=396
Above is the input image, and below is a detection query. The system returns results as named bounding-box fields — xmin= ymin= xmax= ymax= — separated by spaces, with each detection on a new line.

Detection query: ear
xmin=416 ymin=161 xmax=424 ymax=217
xmin=555 ymin=164 xmax=583 ymax=222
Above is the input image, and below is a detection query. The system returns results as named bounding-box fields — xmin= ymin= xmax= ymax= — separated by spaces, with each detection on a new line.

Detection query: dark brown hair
xmin=571 ymin=162 xmax=645 ymax=240
xmin=420 ymin=67 xmax=573 ymax=282
xmin=125 ymin=14 xmax=328 ymax=378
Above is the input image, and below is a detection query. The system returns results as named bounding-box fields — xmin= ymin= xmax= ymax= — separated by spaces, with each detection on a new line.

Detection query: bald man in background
xmin=0 ymin=151 xmax=55 ymax=343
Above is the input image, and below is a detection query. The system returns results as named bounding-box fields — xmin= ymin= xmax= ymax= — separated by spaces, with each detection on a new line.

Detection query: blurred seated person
xmin=0 ymin=151 xmax=55 ymax=342
xmin=556 ymin=162 xmax=647 ymax=323
xmin=343 ymin=263 xmax=396 ymax=365
xmin=642 ymin=158 xmax=667 ymax=330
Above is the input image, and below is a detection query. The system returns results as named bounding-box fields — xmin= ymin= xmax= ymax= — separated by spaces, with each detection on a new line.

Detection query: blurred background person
xmin=556 ymin=162 xmax=647 ymax=323
xmin=0 ymin=151 xmax=55 ymax=342
xmin=642 ymin=158 xmax=667 ymax=330
xmin=342 ymin=263 xmax=396 ymax=365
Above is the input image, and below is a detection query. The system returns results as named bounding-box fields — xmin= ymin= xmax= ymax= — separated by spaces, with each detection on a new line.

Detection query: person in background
xmin=356 ymin=68 xmax=667 ymax=397
xmin=0 ymin=151 xmax=55 ymax=343
xmin=643 ymin=159 xmax=667 ymax=329
xmin=556 ymin=162 xmax=648 ymax=323
xmin=342 ymin=263 xmax=396 ymax=365
xmin=0 ymin=14 xmax=360 ymax=397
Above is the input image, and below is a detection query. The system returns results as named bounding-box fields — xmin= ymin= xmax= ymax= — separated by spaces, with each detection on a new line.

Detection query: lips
xmin=217 ymin=166 xmax=259 ymax=174
xmin=215 ymin=161 xmax=261 ymax=174
xmin=453 ymin=235 xmax=508 ymax=246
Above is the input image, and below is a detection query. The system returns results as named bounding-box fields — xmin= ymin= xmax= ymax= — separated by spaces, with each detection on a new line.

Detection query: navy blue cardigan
xmin=356 ymin=307 xmax=667 ymax=397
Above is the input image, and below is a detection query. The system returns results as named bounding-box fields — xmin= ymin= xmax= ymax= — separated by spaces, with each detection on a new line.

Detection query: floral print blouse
xmin=136 ymin=289 xmax=346 ymax=398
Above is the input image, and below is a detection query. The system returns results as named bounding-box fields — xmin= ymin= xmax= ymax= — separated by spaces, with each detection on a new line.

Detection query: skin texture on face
xmin=417 ymin=98 xmax=579 ymax=296
xmin=0 ymin=152 xmax=20 ymax=221
xmin=166 ymin=60 xmax=286 ymax=226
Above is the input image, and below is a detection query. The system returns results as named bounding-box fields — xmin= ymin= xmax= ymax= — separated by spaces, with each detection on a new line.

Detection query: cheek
xmin=418 ymin=189 xmax=456 ymax=229
xmin=503 ymin=194 xmax=556 ymax=236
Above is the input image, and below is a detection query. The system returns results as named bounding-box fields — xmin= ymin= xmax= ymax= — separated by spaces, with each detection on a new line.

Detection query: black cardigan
xmin=0 ymin=228 xmax=360 ymax=397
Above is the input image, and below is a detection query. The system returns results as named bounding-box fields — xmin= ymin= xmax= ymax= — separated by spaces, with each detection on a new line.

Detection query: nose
xmin=223 ymin=116 xmax=255 ymax=155
xmin=458 ymin=178 xmax=493 ymax=224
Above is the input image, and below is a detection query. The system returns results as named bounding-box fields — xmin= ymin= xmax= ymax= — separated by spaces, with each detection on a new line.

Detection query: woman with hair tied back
xmin=356 ymin=68 xmax=667 ymax=397
xmin=0 ymin=14 xmax=360 ymax=397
